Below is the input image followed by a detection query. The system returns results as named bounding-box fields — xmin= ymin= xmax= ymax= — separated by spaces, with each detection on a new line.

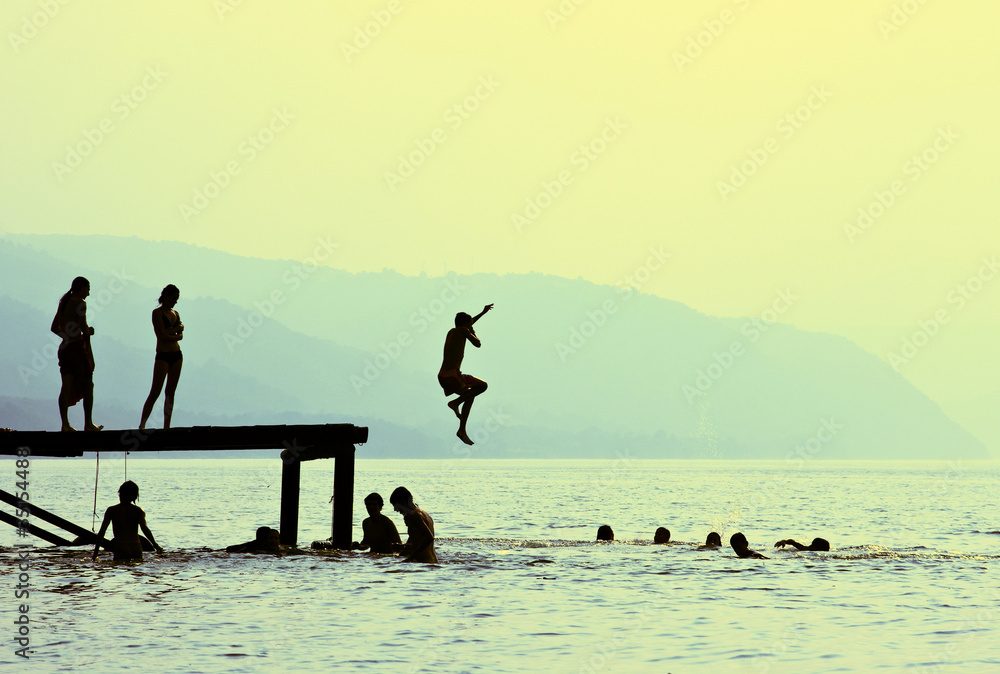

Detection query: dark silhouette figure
xmin=92 ymin=481 xmax=162 ymax=561
xmin=227 ymin=526 xmax=281 ymax=553
xmin=700 ymin=531 xmax=723 ymax=548
xmin=352 ymin=492 xmax=402 ymax=553
xmin=390 ymin=486 xmax=437 ymax=563
xmin=654 ymin=527 xmax=670 ymax=544
xmin=438 ymin=304 xmax=493 ymax=445
xmin=140 ymin=285 xmax=184 ymax=429
xmin=730 ymin=532 xmax=768 ymax=559
xmin=775 ymin=537 xmax=830 ymax=551
xmin=596 ymin=525 xmax=615 ymax=541
xmin=52 ymin=277 xmax=101 ymax=432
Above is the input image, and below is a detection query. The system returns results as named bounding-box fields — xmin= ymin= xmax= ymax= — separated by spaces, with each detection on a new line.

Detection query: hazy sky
xmin=2 ymin=1 xmax=998 ymax=419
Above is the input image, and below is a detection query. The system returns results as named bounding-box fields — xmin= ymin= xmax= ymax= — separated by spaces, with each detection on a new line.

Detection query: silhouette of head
xmin=255 ymin=526 xmax=280 ymax=551
xmin=159 ymin=284 xmax=180 ymax=305
xmin=118 ymin=480 xmax=139 ymax=503
xmin=811 ymin=538 xmax=831 ymax=551
xmin=705 ymin=532 xmax=722 ymax=547
xmin=364 ymin=492 xmax=384 ymax=514
xmin=730 ymin=532 xmax=749 ymax=551
xmin=390 ymin=486 xmax=413 ymax=507
xmin=455 ymin=312 xmax=472 ymax=327
xmin=654 ymin=527 xmax=670 ymax=544
xmin=71 ymin=276 xmax=90 ymax=294
xmin=596 ymin=525 xmax=614 ymax=541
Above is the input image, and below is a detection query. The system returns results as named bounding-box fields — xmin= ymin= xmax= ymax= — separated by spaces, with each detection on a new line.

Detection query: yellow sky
xmin=2 ymin=0 xmax=999 ymax=416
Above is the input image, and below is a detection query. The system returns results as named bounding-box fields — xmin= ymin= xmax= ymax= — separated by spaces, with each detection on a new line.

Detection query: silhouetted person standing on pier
xmin=51 ymin=276 xmax=101 ymax=432
xmin=140 ymin=285 xmax=184 ymax=429
xmin=438 ymin=304 xmax=493 ymax=445
xmin=390 ymin=486 xmax=437 ymax=563
xmin=92 ymin=481 xmax=162 ymax=562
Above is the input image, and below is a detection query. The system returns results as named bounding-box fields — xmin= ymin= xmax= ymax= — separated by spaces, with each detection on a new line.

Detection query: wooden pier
xmin=0 ymin=424 xmax=368 ymax=549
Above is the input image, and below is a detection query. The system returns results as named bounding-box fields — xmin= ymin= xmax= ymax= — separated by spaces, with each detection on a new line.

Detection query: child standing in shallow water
xmin=92 ymin=481 xmax=163 ymax=562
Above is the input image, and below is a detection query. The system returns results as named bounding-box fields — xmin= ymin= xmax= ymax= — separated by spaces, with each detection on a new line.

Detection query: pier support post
xmin=279 ymin=457 xmax=301 ymax=546
xmin=332 ymin=445 xmax=355 ymax=549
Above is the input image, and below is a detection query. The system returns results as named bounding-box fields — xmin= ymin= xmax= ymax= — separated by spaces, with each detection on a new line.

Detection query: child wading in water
xmin=92 ymin=481 xmax=163 ymax=562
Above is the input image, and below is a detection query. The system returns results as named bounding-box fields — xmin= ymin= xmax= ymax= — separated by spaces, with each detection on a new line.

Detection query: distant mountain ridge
xmin=0 ymin=234 xmax=987 ymax=460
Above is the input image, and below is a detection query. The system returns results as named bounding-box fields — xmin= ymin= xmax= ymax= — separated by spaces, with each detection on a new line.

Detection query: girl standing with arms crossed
xmin=139 ymin=284 xmax=183 ymax=429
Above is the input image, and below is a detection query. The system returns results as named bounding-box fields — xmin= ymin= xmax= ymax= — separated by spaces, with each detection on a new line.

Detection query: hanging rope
xmin=92 ymin=451 xmax=100 ymax=531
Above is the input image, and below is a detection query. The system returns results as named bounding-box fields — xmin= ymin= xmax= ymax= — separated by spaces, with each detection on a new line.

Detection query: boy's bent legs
xmin=456 ymin=379 xmax=487 ymax=444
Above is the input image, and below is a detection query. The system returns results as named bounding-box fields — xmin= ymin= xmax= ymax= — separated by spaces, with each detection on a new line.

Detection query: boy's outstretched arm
xmin=470 ymin=303 xmax=494 ymax=325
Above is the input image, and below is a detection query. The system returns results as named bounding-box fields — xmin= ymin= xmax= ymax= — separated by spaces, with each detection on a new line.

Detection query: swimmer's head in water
xmin=705 ymin=532 xmax=722 ymax=547
xmin=255 ymin=526 xmax=280 ymax=551
xmin=729 ymin=532 xmax=748 ymax=550
xmin=811 ymin=538 xmax=831 ymax=551
xmin=654 ymin=527 xmax=670 ymax=544
xmin=455 ymin=312 xmax=472 ymax=327
xmin=596 ymin=525 xmax=614 ymax=541
xmin=118 ymin=480 xmax=139 ymax=503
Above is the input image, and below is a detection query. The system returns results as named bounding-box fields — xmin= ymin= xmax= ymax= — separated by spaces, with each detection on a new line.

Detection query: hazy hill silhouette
xmin=0 ymin=235 xmax=987 ymax=459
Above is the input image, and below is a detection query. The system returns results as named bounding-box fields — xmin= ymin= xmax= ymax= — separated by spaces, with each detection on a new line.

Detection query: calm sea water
xmin=2 ymin=458 xmax=999 ymax=673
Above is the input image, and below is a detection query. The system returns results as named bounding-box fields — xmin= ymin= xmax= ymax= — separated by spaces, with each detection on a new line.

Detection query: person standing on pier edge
xmin=139 ymin=284 xmax=184 ymax=429
xmin=438 ymin=304 xmax=493 ymax=445
xmin=390 ymin=486 xmax=437 ymax=563
xmin=51 ymin=276 xmax=102 ymax=432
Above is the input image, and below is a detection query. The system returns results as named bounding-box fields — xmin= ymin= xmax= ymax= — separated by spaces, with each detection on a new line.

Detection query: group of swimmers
xmin=53 ymin=277 xmax=183 ymax=432
xmin=92 ymin=481 xmax=437 ymax=563
xmin=91 ymin=477 xmax=827 ymax=564
xmin=597 ymin=525 xmax=830 ymax=559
